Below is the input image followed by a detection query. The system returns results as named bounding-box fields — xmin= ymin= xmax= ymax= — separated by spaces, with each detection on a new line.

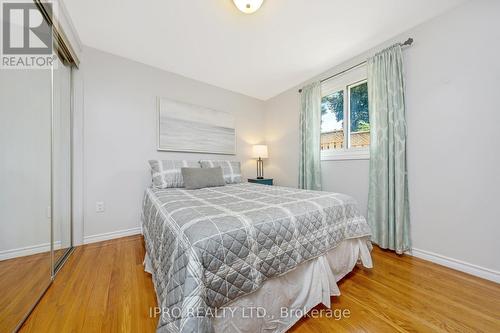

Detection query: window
xmin=320 ymin=65 xmax=370 ymax=160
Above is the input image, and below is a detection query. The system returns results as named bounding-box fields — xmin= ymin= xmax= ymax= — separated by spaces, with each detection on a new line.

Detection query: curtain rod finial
xmin=403 ymin=38 xmax=413 ymax=46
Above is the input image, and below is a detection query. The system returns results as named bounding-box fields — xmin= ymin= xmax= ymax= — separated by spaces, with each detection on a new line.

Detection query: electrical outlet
xmin=95 ymin=201 xmax=105 ymax=213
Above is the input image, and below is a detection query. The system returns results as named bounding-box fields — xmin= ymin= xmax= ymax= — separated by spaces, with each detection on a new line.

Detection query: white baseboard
xmin=411 ymin=248 xmax=500 ymax=283
xmin=0 ymin=240 xmax=62 ymax=261
xmin=83 ymin=227 xmax=142 ymax=245
xmin=1 ymin=227 xmax=143 ymax=260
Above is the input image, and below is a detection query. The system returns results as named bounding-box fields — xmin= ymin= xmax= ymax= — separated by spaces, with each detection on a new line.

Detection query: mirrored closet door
xmin=0 ymin=3 xmax=78 ymax=331
xmin=0 ymin=63 xmax=53 ymax=333
xmin=52 ymin=56 xmax=73 ymax=270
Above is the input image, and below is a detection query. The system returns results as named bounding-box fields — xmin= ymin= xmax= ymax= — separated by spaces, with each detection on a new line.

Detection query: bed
xmin=141 ymin=182 xmax=372 ymax=333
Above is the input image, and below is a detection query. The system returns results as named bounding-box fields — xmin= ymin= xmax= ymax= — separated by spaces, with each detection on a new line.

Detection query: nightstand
xmin=248 ymin=178 xmax=273 ymax=186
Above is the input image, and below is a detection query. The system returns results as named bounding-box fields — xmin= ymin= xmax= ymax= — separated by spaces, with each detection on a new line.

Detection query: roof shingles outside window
xmin=320 ymin=130 xmax=370 ymax=150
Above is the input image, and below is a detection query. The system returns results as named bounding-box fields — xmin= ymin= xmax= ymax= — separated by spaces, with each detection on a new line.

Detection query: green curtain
xmin=367 ymin=44 xmax=411 ymax=254
xmin=299 ymin=81 xmax=322 ymax=191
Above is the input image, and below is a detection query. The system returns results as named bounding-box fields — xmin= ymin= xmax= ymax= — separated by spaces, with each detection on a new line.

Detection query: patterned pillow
xmin=148 ymin=160 xmax=200 ymax=188
xmin=199 ymin=160 xmax=242 ymax=184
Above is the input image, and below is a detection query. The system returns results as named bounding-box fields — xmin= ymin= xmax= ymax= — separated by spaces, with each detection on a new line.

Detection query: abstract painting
xmin=157 ymin=98 xmax=236 ymax=154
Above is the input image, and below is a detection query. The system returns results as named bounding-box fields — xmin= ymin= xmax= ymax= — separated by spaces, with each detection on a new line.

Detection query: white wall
xmin=264 ymin=0 xmax=500 ymax=276
xmin=80 ymin=47 xmax=265 ymax=241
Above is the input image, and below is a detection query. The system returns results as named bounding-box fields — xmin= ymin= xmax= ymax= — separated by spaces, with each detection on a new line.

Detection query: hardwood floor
xmin=19 ymin=235 xmax=500 ymax=332
xmin=0 ymin=248 xmax=72 ymax=332
xmin=0 ymin=252 xmax=51 ymax=332
xmin=20 ymin=236 xmax=157 ymax=333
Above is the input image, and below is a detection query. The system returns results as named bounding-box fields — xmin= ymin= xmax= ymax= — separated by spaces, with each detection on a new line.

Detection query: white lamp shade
xmin=252 ymin=145 xmax=268 ymax=159
xmin=233 ymin=0 xmax=264 ymax=14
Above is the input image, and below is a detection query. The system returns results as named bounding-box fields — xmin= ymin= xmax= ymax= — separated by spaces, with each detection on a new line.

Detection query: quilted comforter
xmin=141 ymin=183 xmax=371 ymax=333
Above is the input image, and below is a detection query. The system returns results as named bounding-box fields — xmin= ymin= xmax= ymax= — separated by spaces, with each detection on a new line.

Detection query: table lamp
xmin=252 ymin=145 xmax=268 ymax=179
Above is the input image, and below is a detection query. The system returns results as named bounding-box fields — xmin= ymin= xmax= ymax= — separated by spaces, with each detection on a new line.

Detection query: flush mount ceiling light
xmin=233 ymin=0 xmax=264 ymax=14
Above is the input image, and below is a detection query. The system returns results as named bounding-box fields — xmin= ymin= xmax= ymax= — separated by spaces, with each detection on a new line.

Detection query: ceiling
xmin=64 ymin=0 xmax=464 ymax=100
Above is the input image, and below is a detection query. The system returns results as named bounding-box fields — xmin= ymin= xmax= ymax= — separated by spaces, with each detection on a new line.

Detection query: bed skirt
xmin=144 ymin=236 xmax=372 ymax=333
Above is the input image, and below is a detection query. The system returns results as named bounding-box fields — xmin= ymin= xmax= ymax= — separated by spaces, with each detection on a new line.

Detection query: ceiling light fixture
xmin=233 ymin=0 xmax=264 ymax=14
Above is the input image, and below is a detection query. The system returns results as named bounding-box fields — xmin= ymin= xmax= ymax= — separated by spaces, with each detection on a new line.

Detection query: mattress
xmin=141 ymin=183 xmax=371 ymax=333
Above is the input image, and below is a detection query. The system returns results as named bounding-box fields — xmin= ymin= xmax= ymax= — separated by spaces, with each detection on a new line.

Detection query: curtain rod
xmin=298 ymin=38 xmax=413 ymax=93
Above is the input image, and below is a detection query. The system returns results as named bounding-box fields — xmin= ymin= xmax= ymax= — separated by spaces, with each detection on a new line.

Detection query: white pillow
xmin=199 ymin=160 xmax=241 ymax=184
xmin=148 ymin=160 xmax=200 ymax=188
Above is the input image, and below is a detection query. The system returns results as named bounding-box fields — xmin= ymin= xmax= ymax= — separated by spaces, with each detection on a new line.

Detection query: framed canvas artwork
xmin=157 ymin=98 xmax=236 ymax=155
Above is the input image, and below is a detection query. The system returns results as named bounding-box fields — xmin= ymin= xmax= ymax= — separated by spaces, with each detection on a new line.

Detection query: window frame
xmin=320 ymin=65 xmax=370 ymax=161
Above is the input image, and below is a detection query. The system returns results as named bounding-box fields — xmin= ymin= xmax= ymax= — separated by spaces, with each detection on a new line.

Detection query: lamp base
xmin=256 ymin=158 xmax=264 ymax=179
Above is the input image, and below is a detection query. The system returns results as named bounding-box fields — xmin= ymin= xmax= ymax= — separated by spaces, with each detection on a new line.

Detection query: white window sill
xmin=321 ymin=149 xmax=370 ymax=161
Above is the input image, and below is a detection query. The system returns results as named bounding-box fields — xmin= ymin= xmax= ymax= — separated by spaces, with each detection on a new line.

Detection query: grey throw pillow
xmin=181 ymin=167 xmax=226 ymax=190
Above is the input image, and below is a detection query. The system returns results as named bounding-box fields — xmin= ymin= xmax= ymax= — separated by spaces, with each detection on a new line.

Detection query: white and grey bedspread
xmin=141 ymin=183 xmax=371 ymax=333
